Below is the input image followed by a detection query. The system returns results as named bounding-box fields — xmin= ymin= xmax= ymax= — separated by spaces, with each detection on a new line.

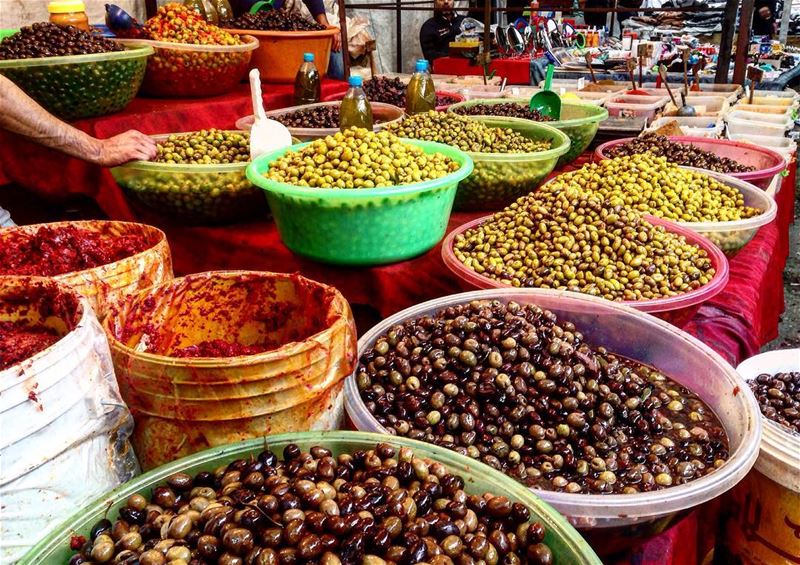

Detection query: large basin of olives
xmin=449 ymin=99 xmax=608 ymax=168
xmin=112 ymin=131 xmax=267 ymax=224
xmin=247 ymin=139 xmax=474 ymax=266
xmin=343 ymin=289 xmax=762 ymax=555
xmin=19 ymin=431 xmax=602 ymax=564
xmin=452 ymin=116 xmax=571 ymax=211
xmin=0 ymin=45 xmax=152 ymax=120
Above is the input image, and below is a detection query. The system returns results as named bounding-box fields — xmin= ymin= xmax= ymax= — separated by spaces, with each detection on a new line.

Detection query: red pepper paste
xmin=172 ymin=339 xmax=272 ymax=358
xmin=0 ymin=225 xmax=152 ymax=277
xmin=0 ymin=321 xmax=61 ymax=371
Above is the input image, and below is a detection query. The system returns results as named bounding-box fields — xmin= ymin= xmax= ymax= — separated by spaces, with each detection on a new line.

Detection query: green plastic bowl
xmin=246 ymin=139 xmax=474 ymax=266
xmin=448 ymin=116 xmax=570 ymax=211
xmin=112 ymin=131 xmax=268 ymax=225
xmin=0 ymin=45 xmax=152 ymax=120
xmin=18 ymin=431 xmax=601 ymax=564
xmin=449 ymin=99 xmax=607 ymax=168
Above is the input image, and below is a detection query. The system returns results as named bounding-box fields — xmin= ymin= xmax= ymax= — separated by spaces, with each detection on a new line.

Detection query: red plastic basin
xmin=442 ymin=214 xmax=729 ymax=328
xmin=595 ymin=136 xmax=787 ymax=190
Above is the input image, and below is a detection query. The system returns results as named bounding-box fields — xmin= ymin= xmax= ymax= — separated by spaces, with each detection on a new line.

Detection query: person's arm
xmin=303 ymin=0 xmax=341 ymax=51
xmin=0 ymin=76 xmax=156 ymax=167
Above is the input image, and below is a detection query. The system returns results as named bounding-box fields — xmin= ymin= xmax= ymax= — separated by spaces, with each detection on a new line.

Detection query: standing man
xmin=420 ymin=0 xmax=466 ymax=63
xmin=753 ymin=0 xmax=777 ymax=37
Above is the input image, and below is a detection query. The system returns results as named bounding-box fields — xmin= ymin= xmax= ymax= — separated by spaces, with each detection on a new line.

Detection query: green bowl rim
xmin=18 ymin=431 xmax=602 ymax=564
xmin=246 ymin=137 xmax=475 ymax=200
xmin=459 ymin=115 xmax=572 ymax=161
xmin=450 ymin=98 xmax=609 ymax=129
xmin=0 ymin=44 xmax=154 ymax=69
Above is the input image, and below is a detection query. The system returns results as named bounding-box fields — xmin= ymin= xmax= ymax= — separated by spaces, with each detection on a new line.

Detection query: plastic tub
xmin=0 ymin=278 xmax=137 ymax=562
xmin=727 ymin=133 xmax=797 ymax=161
xmin=725 ymin=110 xmax=795 ymax=137
xmin=246 ymin=139 xmax=473 ymax=265
xmin=745 ymin=95 xmax=798 ymax=108
xmin=442 ymin=214 xmax=728 ymax=327
xmin=462 ymin=84 xmax=510 ymax=100
xmin=0 ymin=221 xmax=173 ymax=318
xmin=564 ymin=90 xmax=612 ymax=106
xmin=18 ymin=430 xmax=602 ymax=564
xmin=343 ymin=289 xmax=761 ymax=556
xmin=103 ymin=271 xmax=356 ymax=470
xmin=605 ymin=94 xmax=670 ymax=119
xmin=320 ymin=90 xmax=464 ymax=111
xmin=236 ymin=101 xmax=404 ymax=141
xmin=664 ymin=95 xmax=729 ymax=117
xmin=449 ymin=99 xmax=606 ymax=167
xmin=732 ymin=102 xmax=794 ymax=116
xmin=0 ymin=45 xmax=152 ymax=120
xmin=546 ymin=78 xmax=627 ymax=93
xmin=715 ymin=349 xmax=800 ymax=563
xmin=594 ymin=136 xmax=787 ymax=190
xmin=111 ymin=131 xmax=266 ymax=224
xmin=227 ymin=27 xmax=338 ymax=83
xmin=117 ymin=36 xmax=257 ymax=97
xmin=642 ymin=82 xmax=742 ymax=104
xmin=647 ymin=116 xmax=723 ymax=138
xmin=752 ymin=88 xmax=800 ymax=101
xmin=676 ymin=169 xmax=778 ymax=255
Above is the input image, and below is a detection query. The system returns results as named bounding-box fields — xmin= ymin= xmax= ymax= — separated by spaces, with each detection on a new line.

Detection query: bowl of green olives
xmin=111 ymin=129 xmax=268 ymax=225
xmin=449 ymin=99 xmax=608 ymax=168
xmin=247 ymin=128 xmax=474 ymax=265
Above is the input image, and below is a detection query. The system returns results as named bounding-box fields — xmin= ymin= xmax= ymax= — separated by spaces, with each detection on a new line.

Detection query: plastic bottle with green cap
xmin=406 ymin=59 xmax=436 ymax=115
xmin=340 ymin=75 xmax=373 ymax=131
xmin=294 ymin=52 xmax=321 ymax=106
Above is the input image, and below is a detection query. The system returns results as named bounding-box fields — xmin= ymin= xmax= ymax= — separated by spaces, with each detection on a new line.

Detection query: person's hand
xmin=94 ymin=130 xmax=157 ymax=167
xmin=316 ymin=14 xmax=342 ymax=52
xmin=758 ymin=5 xmax=771 ymax=18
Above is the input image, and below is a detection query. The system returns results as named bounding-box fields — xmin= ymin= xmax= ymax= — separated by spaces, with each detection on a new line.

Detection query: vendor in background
xmin=420 ymin=0 xmax=466 ymax=63
xmin=753 ymin=0 xmax=777 ymax=37
xmin=0 ymin=75 xmax=156 ymax=227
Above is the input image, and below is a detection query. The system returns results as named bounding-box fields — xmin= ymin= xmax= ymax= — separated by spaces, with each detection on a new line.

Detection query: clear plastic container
xmin=448 ymin=99 xmax=606 ymax=168
xmin=605 ymin=94 xmax=670 ymax=119
xmin=716 ymin=349 xmax=800 ymax=563
xmin=752 ymin=88 xmax=799 ymax=100
xmin=732 ymin=102 xmax=794 ymax=116
xmin=236 ymin=101 xmax=404 ymax=141
xmin=725 ymin=110 xmax=795 ymax=137
xmin=18 ymin=431 xmax=602 ymax=564
xmin=642 ymin=82 xmax=742 ymax=104
xmin=441 ymin=214 xmax=729 ymax=327
xmin=246 ymin=140 xmax=474 ymax=265
xmin=462 ymin=84 xmax=509 ymax=100
xmin=103 ymin=271 xmax=356 ymax=470
xmin=111 ymin=132 xmax=266 ymax=224
xmin=0 ymin=45 xmax=152 ymax=120
xmin=546 ymin=78 xmax=627 ymax=93
xmin=676 ymin=168 xmax=778 ymax=255
xmin=594 ymin=136 xmax=787 ymax=190
xmin=727 ymin=133 xmax=797 ymax=161
xmin=749 ymin=93 xmax=800 ymax=106
xmin=449 ymin=116 xmax=571 ymax=211
xmin=116 ymin=36 xmax=257 ymax=98
xmin=647 ymin=116 xmax=723 ymax=138
xmin=663 ymin=95 xmax=729 ymax=117
xmin=343 ymin=289 xmax=761 ymax=556
xmin=565 ymin=90 xmax=613 ymax=106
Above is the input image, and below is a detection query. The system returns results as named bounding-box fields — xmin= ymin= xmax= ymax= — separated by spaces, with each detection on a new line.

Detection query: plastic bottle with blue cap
xmin=340 ymin=75 xmax=373 ymax=131
xmin=294 ymin=52 xmax=321 ymax=106
xmin=406 ymin=59 xmax=436 ymax=115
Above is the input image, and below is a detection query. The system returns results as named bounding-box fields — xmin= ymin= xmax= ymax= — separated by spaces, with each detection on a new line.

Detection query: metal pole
xmin=337 ymin=0 xmax=351 ymax=79
xmin=396 ymin=0 xmax=403 ymax=72
xmin=714 ymin=0 xmax=738 ymax=82
xmin=733 ymin=0 xmax=755 ymax=85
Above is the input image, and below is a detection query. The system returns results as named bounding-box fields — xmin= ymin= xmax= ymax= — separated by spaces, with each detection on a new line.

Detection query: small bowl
xmin=442 ymin=214 xmax=729 ymax=328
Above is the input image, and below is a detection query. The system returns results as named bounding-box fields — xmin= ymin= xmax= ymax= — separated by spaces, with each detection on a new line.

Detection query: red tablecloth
xmin=432 ymin=56 xmax=531 ymax=84
xmin=0 ymin=81 xmax=795 ymax=563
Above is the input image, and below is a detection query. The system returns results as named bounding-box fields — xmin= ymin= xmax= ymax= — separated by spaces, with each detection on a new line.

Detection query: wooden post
xmin=396 ymin=0 xmax=402 ymax=72
xmin=714 ymin=0 xmax=738 ymax=83
xmin=733 ymin=0 xmax=755 ymax=85
xmin=337 ymin=0 xmax=350 ymax=78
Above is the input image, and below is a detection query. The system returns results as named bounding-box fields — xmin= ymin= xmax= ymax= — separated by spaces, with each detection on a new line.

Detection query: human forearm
xmin=0 ymin=75 xmax=102 ymax=162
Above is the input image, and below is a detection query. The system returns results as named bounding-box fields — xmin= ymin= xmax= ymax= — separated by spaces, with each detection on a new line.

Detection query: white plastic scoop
xmin=249 ymin=68 xmax=292 ymax=160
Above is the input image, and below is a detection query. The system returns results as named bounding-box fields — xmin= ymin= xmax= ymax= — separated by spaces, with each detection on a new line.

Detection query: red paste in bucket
xmin=172 ymin=339 xmax=272 ymax=358
xmin=0 ymin=321 xmax=61 ymax=370
xmin=0 ymin=225 xmax=152 ymax=276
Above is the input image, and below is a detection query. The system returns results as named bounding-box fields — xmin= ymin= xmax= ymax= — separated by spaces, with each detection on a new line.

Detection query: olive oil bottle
xmin=294 ymin=53 xmax=321 ymax=106
xmin=406 ymin=59 xmax=436 ymax=115
xmin=340 ymin=75 xmax=373 ymax=131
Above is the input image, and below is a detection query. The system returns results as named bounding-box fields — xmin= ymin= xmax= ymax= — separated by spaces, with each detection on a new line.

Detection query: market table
xmin=432 ymin=56 xmax=533 ymax=84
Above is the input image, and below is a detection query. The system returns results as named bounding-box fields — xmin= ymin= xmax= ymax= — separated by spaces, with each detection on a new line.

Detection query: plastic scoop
xmin=249 ymin=0 xmax=276 ymax=12
xmin=529 ymin=64 xmax=561 ymax=119
xmin=248 ymin=69 xmax=292 ymax=160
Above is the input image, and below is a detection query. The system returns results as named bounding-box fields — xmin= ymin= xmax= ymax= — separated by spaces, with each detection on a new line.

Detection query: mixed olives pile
xmin=69 ymin=442 xmax=557 ymax=565
xmin=361 ymin=77 xmax=457 ymax=109
xmin=387 ymin=113 xmax=552 ymax=154
xmin=265 ymin=128 xmax=460 ymax=189
xmin=144 ymin=3 xmax=242 ymax=45
xmin=550 ymin=154 xmax=762 ymax=223
xmin=0 ymin=23 xmax=123 ymax=59
xmin=749 ymin=372 xmax=800 ymax=434
xmin=605 ymin=134 xmax=756 ymax=174
xmin=222 ymin=10 xmax=326 ymax=32
xmin=154 ymin=130 xmax=250 ymax=165
xmin=356 ymin=300 xmax=729 ymax=493
xmin=274 ymin=106 xmax=341 ymax=129
xmin=451 ymin=103 xmax=554 ymax=123
xmin=452 ymin=182 xmax=716 ymax=300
